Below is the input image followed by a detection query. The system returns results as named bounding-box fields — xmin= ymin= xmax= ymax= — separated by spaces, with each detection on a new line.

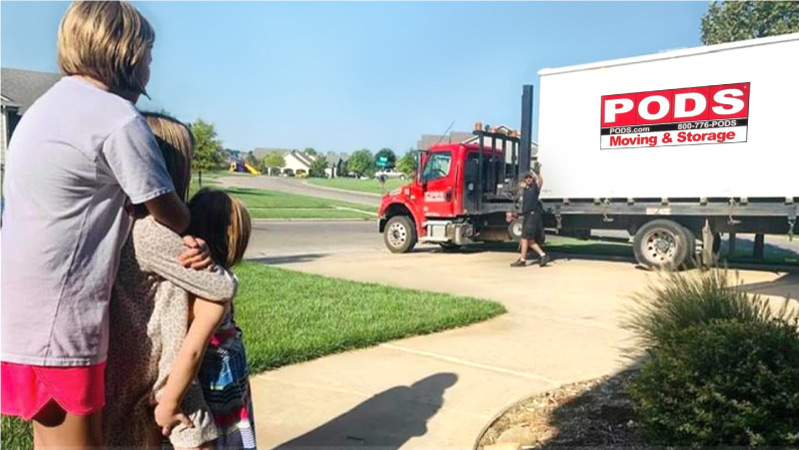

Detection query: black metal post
xmin=519 ymin=85 xmax=534 ymax=176
xmin=501 ymin=138 xmax=507 ymax=182
xmin=489 ymin=135 xmax=496 ymax=195
xmin=477 ymin=132 xmax=484 ymax=211
xmin=512 ymin=140 xmax=518 ymax=178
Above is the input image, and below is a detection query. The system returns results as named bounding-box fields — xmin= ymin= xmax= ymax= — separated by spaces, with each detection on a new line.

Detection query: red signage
xmin=600 ymin=82 xmax=750 ymax=149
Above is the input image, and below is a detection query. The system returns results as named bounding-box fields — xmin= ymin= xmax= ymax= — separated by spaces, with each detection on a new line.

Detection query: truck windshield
xmin=421 ymin=151 xmax=452 ymax=182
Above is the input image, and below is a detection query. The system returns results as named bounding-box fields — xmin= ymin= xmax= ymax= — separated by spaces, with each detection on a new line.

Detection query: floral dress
xmin=104 ymin=216 xmax=237 ymax=448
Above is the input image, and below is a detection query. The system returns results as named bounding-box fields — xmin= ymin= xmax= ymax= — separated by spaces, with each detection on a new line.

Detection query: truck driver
xmin=511 ymin=170 xmax=549 ymax=267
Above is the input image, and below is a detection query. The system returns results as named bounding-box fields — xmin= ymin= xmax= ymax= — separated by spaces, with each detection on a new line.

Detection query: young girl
xmin=105 ymin=113 xmax=237 ymax=450
xmin=183 ymin=188 xmax=257 ymax=449
xmin=0 ymin=2 xmax=205 ymax=447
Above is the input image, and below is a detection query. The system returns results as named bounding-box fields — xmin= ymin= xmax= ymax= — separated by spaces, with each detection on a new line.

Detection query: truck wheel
xmin=633 ymin=220 xmax=692 ymax=269
xmin=508 ymin=218 xmax=524 ymax=242
xmin=682 ymin=226 xmax=698 ymax=267
xmin=384 ymin=216 xmax=417 ymax=253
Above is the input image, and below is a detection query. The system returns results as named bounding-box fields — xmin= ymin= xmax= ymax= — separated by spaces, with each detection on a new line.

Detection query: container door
xmin=419 ymin=150 xmax=454 ymax=218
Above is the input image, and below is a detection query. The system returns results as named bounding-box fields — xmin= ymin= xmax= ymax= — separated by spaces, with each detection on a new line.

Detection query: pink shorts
xmin=1 ymin=361 xmax=106 ymax=420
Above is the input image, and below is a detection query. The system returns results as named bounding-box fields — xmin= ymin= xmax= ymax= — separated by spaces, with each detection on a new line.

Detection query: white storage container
xmin=537 ymin=33 xmax=799 ymax=200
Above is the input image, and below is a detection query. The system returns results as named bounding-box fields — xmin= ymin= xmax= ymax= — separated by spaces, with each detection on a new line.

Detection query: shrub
xmin=626 ymin=269 xmax=799 ymax=446
xmin=625 ymin=269 xmax=792 ymax=351
xmin=628 ymin=319 xmax=799 ymax=446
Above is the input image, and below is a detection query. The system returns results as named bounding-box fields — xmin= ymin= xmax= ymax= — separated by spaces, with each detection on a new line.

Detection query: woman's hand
xmin=154 ymin=398 xmax=193 ymax=437
xmin=179 ymin=235 xmax=215 ymax=270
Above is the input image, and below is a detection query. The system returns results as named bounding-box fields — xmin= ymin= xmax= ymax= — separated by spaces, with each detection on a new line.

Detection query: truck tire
xmin=508 ymin=218 xmax=524 ymax=242
xmin=682 ymin=226 xmax=698 ymax=267
xmin=384 ymin=216 xmax=417 ymax=253
xmin=633 ymin=219 xmax=693 ymax=269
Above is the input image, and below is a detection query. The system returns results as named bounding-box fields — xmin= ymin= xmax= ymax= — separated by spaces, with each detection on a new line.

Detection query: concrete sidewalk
xmin=251 ymin=250 xmax=795 ymax=449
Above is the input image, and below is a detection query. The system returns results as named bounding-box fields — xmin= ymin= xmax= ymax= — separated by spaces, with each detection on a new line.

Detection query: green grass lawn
xmin=307 ymin=177 xmax=409 ymax=195
xmin=1 ymin=417 xmax=31 ymax=449
xmin=1 ymin=262 xmax=504 ymax=447
xmin=224 ymin=187 xmax=375 ymax=220
xmin=234 ymin=262 xmax=505 ymax=371
xmin=189 ymin=174 xmax=377 ymax=220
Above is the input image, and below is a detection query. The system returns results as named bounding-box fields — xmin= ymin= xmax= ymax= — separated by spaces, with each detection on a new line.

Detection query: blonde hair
xmin=57 ymin=1 xmax=155 ymax=95
xmin=188 ymin=189 xmax=252 ymax=269
xmin=142 ymin=112 xmax=194 ymax=201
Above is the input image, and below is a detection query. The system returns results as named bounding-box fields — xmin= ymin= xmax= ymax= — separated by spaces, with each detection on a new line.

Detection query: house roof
xmin=289 ymin=150 xmax=315 ymax=166
xmin=251 ymin=147 xmax=291 ymax=159
xmin=417 ymin=132 xmax=474 ymax=150
xmin=1 ymin=94 xmax=21 ymax=109
xmin=325 ymin=152 xmax=349 ymax=167
xmin=418 ymin=125 xmax=538 ymax=155
xmin=1 ymin=68 xmax=61 ymax=114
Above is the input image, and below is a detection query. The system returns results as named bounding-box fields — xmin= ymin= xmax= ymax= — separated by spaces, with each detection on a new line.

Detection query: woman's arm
xmin=145 ymin=192 xmax=191 ymax=235
xmin=154 ymin=297 xmax=226 ymax=436
xmin=133 ymin=217 xmax=237 ymax=302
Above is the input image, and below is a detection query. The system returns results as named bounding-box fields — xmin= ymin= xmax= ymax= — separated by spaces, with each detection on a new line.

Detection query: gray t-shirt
xmin=1 ymin=77 xmax=175 ymax=366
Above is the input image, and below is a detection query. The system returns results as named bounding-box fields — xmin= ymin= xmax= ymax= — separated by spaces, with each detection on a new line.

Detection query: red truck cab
xmin=378 ymin=137 xmax=517 ymax=253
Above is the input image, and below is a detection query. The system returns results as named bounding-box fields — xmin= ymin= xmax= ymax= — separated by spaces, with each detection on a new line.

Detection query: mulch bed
xmin=477 ymin=370 xmax=647 ymax=449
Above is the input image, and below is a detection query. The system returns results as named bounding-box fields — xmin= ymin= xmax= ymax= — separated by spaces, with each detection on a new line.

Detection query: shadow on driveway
xmin=275 ymin=373 xmax=458 ymax=450
xmin=740 ymin=273 xmax=799 ymax=301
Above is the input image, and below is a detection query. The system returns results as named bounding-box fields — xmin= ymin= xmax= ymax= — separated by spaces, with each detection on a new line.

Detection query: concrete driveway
xmin=247 ymin=222 xmax=798 ymax=449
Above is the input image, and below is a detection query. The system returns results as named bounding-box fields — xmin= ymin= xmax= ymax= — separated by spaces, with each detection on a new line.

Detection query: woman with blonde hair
xmin=1 ymin=3 xmax=208 ymax=447
xmin=105 ymin=112 xmax=238 ymax=449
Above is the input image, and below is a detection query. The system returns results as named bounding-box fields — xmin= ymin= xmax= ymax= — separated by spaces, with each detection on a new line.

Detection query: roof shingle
xmin=1 ymin=68 xmax=61 ymax=114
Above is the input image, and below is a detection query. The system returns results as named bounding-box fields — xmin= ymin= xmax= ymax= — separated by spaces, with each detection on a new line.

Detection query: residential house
xmin=1 ymin=95 xmax=20 ymax=164
xmin=284 ymin=150 xmax=314 ymax=176
xmin=1 ymin=68 xmax=61 ymax=165
xmin=324 ymin=152 xmax=349 ymax=178
xmin=251 ymin=147 xmax=317 ymax=176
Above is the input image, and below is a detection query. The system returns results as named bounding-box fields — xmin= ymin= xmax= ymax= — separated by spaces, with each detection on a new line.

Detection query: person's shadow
xmin=275 ymin=373 xmax=458 ymax=450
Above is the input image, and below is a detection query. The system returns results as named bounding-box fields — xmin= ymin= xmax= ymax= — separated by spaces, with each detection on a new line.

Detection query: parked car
xmin=376 ymin=169 xmax=407 ymax=180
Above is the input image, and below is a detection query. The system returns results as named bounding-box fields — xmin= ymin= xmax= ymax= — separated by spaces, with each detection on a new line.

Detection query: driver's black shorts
xmin=521 ymin=212 xmax=544 ymax=244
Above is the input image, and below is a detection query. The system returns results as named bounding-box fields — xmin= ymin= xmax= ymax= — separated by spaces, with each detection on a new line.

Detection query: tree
xmin=190 ymin=118 xmax=226 ymax=186
xmin=309 ymin=155 xmax=328 ymax=178
xmin=701 ymin=1 xmax=799 ymax=45
xmin=347 ymin=149 xmax=374 ymax=176
xmin=304 ymin=147 xmax=318 ymax=157
xmin=245 ymin=151 xmax=265 ymax=173
xmin=263 ymin=152 xmax=286 ymax=176
xmin=374 ymin=148 xmax=397 ymax=169
xmin=397 ymin=150 xmax=418 ymax=176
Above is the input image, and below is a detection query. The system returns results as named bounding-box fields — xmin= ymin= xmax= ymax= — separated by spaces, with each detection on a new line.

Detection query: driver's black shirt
xmin=521 ymin=183 xmax=542 ymax=215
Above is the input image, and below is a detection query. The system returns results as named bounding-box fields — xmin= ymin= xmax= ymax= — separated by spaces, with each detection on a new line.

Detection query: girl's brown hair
xmin=57 ymin=1 xmax=155 ymax=95
xmin=188 ymin=189 xmax=251 ymax=269
xmin=142 ymin=112 xmax=194 ymax=202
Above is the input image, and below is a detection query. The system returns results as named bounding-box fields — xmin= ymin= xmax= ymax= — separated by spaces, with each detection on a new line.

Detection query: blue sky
xmin=2 ymin=1 xmax=709 ymax=155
